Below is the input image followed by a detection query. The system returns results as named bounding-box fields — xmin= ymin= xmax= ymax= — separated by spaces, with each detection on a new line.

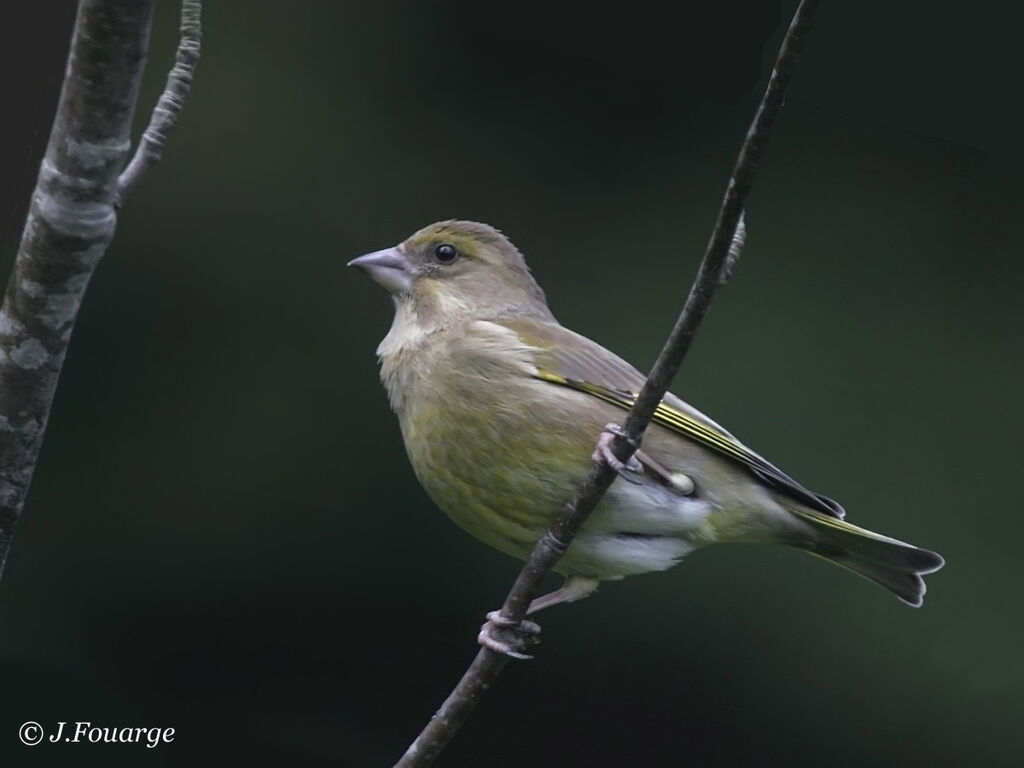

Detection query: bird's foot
xmin=477 ymin=611 xmax=541 ymax=660
xmin=593 ymin=423 xmax=643 ymax=482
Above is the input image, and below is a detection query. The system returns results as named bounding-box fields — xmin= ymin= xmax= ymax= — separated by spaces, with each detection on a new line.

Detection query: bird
xmin=349 ymin=220 xmax=944 ymax=657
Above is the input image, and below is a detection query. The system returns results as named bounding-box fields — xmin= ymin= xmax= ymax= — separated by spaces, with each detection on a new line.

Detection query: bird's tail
xmin=788 ymin=507 xmax=944 ymax=606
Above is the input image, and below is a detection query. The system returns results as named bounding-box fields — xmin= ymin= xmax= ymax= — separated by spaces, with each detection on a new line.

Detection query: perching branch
xmin=0 ymin=0 xmax=202 ymax=581
xmin=394 ymin=1 xmax=821 ymax=765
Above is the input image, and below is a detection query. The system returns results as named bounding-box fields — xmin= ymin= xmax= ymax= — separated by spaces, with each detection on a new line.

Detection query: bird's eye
xmin=434 ymin=243 xmax=458 ymax=263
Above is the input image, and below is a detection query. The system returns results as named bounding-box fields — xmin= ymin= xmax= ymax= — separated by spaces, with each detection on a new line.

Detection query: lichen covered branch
xmin=0 ymin=0 xmax=202 ymax=581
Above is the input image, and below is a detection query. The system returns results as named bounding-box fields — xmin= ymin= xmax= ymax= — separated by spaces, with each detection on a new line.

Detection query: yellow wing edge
xmin=535 ymin=369 xmax=845 ymax=518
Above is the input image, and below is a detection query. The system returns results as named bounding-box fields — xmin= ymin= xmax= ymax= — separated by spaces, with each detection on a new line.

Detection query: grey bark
xmin=0 ymin=0 xmax=155 ymax=579
xmin=394 ymin=1 xmax=821 ymax=765
xmin=0 ymin=0 xmax=201 ymax=581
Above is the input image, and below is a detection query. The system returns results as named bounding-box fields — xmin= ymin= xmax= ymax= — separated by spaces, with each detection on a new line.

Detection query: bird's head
xmin=349 ymin=220 xmax=553 ymax=330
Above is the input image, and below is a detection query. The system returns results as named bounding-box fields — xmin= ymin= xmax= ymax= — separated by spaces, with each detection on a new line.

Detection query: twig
xmin=115 ymin=0 xmax=202 ymax=206
xmin=0 ymin=0 xmax=202 ymax=581
xmin=394 ymin=1 xmax=821 ymax=765
xmin=721 ymin=213 xmax=747 ymax=286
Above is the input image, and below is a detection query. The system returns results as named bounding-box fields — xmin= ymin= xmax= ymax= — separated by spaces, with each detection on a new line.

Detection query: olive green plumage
xmin=350 ymin=220 xmax=944 ymax=606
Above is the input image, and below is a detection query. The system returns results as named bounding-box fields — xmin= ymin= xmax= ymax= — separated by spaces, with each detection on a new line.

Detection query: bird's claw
xmin=478 ymin=611 xmax=541 ymax=660
xmin=593 ymin=423 xmax=643 ymax=482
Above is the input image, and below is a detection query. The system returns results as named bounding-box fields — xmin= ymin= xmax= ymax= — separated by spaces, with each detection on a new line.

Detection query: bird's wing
xmin=496 ymin=317 xmax=845 ymax=519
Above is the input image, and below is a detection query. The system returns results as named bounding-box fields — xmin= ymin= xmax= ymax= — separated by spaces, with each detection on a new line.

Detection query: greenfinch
xmin=350 ymin=220 xmax=944 ymax=652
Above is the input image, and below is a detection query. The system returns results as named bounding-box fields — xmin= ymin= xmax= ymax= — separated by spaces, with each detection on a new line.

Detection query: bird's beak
xmin=347 ymin=246 xmax=413 ymax=295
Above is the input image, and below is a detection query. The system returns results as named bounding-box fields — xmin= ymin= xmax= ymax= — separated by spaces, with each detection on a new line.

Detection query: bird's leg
xmin=593 ymin=423 xmax=643 ymax=482
xmin=592 ymin=425 xmax=694 ymax=494
xmin=633 ymin=450 xmax=695 ymax=496
xmin=526 ymin=575 xmax=600 ymax=615
xmin=478 ymin=576 xmax=600 ymax=659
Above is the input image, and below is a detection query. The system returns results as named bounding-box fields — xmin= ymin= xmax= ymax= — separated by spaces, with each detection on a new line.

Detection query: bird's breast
xmin=376 ymin=322 xmax=768 ymax=579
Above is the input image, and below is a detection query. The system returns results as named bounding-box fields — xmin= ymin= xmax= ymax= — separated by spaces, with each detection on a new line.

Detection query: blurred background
xmin=1 ymin=1 xmax=1021 ymax=765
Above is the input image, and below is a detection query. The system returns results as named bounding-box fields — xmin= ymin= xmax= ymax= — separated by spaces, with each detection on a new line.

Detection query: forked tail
xmin=789 ymin=507 xmax=944 ymax=606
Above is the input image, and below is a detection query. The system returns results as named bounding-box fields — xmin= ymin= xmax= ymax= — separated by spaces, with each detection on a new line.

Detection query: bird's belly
xmin=400 ymin=399 xmax=720 ymax=580
xmin=402 ymin=400 xmax=588 ymax=561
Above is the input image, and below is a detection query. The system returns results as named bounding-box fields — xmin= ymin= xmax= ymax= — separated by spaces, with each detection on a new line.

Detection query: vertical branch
xmin=394 ymin=1 xmax=821 ymax=765
xmin=0 ymin=0 xmax=202 ymax=581
xmin=0 ymin=0 xmax=155 ymax=580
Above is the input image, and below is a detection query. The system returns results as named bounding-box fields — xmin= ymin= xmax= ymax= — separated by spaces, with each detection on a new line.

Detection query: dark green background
xmin=1 ymin=2 xmax=1021 ymax=766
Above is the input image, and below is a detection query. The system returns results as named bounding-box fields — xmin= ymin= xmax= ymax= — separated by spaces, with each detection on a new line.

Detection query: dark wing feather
xmin=496 ymin=317 xmax=845 ymax=519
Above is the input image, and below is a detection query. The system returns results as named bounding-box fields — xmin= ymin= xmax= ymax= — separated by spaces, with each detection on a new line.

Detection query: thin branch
xmin=115 ymin=0 xmax=202 ymax=206
xmin=721 ymin=212 xmax=747 ymax=286
xmin=0 ymin=0 xmax=202 ymax=581
xmin=394 ymin=1 xmax=821 ymax=765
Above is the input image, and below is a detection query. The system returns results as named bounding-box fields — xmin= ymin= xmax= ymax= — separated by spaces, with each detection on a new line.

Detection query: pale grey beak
xmin=348 ymin=247 xmax=412 ymax=294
